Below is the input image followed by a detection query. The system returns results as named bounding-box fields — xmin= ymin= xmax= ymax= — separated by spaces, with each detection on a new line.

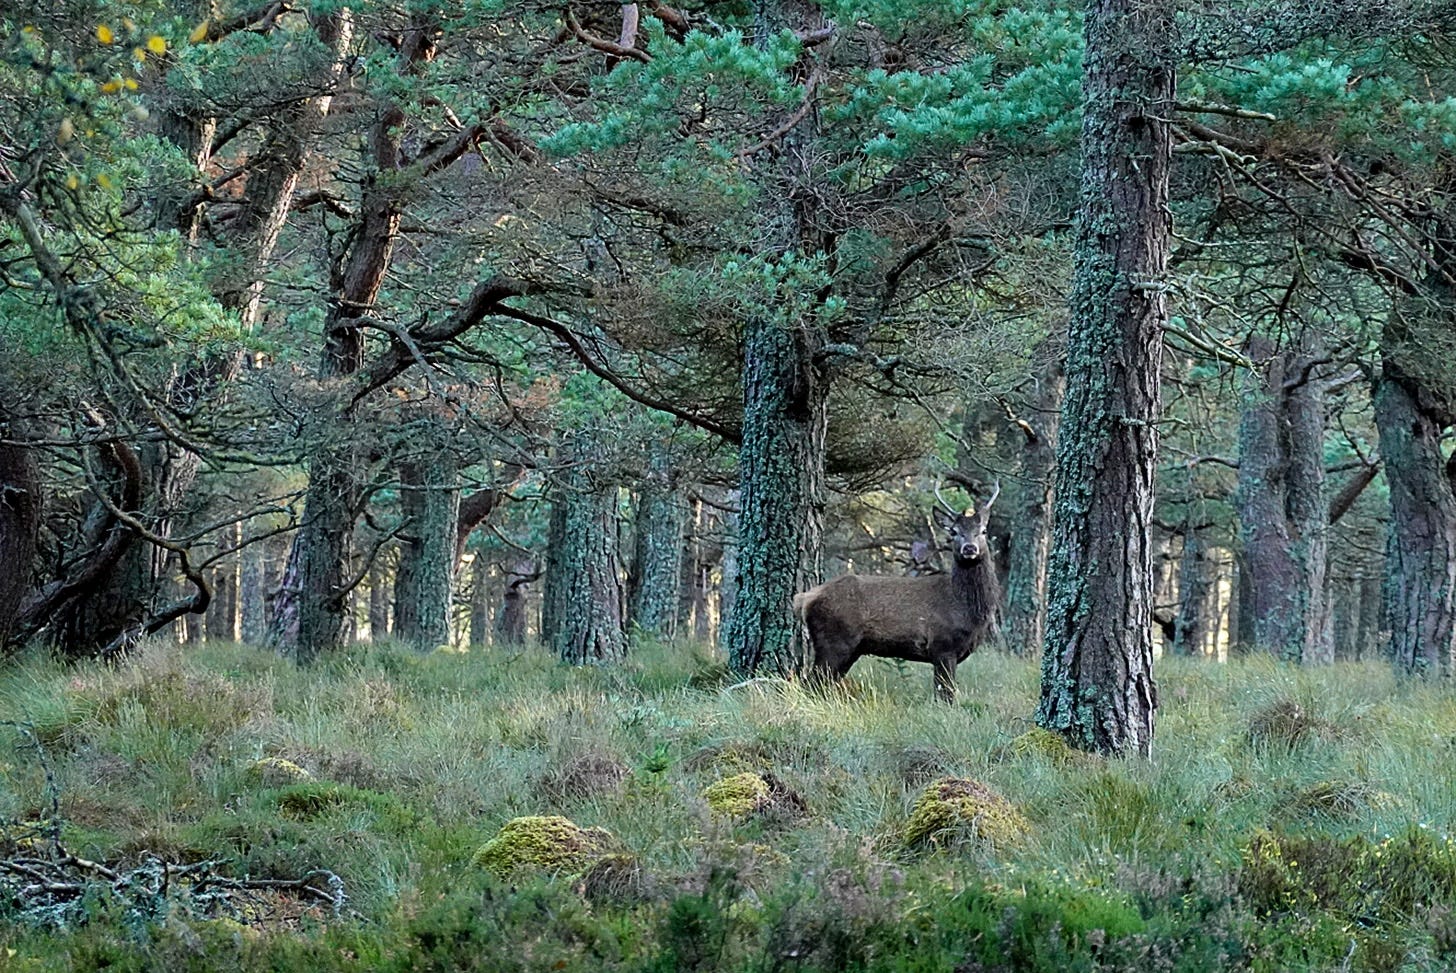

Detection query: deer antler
xmin=983 ymin=480 xmax=1001 ymax=512
xmin=933 ymin=481 xmax=960 ymax=519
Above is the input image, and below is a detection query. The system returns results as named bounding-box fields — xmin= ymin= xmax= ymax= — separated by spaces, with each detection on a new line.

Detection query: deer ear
xmin=932 ymin=507 xmax=957 ymax=530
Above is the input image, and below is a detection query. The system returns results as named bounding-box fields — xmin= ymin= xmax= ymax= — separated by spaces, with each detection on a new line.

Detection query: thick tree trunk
xmin=1356 ymin=573 xmax=1383 ymax=661
xmin=1036 ymin=0 xmax=1171 ymax=757
xmin=393 ymin=450 xmax=462 ymax=652
xmin=628 ymin=458 xmax=686 ymax=640
xmin=1236 ymin=335 xmax=1330 ymax=663
xmin=724 ymin=317 xmax=826 ymax=677
xmin=545 ymin=450 xmax=627 ymax=665
xmin=0 ymin=438 xmax=41 ymax=650
xmin=1004 ymin=359 xmax=1062 ymax=657
xmin=1375 ymin=374 xmax=1456 ymax=674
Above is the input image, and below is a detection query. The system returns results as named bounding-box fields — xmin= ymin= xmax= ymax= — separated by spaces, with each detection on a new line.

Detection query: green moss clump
xmin=702 ymin=773 xmax=771 ymax=818
xmin=246 ymin=757 xmax=312 ymax=785
xmin=472 ymin=815 xmax=617 ymax=878
xmin=1004 ymin=727 xmax=1090 ymax=766
xmin=903 ymin=777 xmax=1029 ymax=851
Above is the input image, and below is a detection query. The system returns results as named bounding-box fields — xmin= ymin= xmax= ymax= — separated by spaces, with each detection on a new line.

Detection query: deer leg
xmin=932 ymin=654 xmax=958 ymax=703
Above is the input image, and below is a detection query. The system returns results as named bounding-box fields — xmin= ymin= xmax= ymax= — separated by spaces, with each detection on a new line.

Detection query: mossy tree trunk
xmin=393 ymin=441 xmax=462 ymax=652
xmin=628 ymin=451 xmax=686 ymax=641
xmin=1036 ymin=0 xmax=1172 ymax=757
xmin=545 ymin=444 xmax=627 ymax=665
xmin=1236 ymin=334 xmax=1330 ymax=664
xmin=721 ymin=5 xmax=833 ymax=679
xmin=1375 ymin=374 xmax=1456 ymax=674
xmin=239 ymin=538 xmax=269 ymax=645
xmin=723 ymin=314 xmax=827 ymax=677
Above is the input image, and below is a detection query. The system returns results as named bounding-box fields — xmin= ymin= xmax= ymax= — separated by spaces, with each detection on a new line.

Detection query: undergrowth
xmin=0 ymin=639 xmax=1454 ymax=971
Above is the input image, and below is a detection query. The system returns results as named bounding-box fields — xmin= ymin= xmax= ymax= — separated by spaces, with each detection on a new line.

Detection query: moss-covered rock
xmin=702 ymin=772 xmax=772 ymax=817
xmin=472 ymin=815 xmax=617 ymax=878
xmin=246 ymin=757 xmax=312 ymax=786
xmin=903 ymin=777 xmax=1028 ymax=851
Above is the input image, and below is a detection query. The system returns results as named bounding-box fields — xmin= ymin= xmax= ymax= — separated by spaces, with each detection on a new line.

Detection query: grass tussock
xmin=0 ymin=642 xmax=1455 ymax=970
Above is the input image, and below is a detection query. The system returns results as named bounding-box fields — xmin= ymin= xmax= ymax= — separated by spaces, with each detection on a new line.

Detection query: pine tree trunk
xmin=265 ymin=22 xmax=435 ymax=664
xmin=1036 ymin=0 xmax=1171 ymax=757
xmin=367 ymin=551 xmax=392 ymax=641
xmin=628 ymin=457 xmax=686 ymax=640
xmin=1004 ymin=359 xmax=1062 ymax=657
xmin=239 ymin=538 xmax=268 ymax=645
xmin=393 ymin=450 xmax=461 ymax=652
xmin=546 ymin=447 xmax=627 ymax=665
xmin=468 ymin=557 xmax=491 ymax=648
xmin=1375 ymin=374 xmax=1456 ymax=674
xmin=0 ymin=437 xmax=40 ymax=651
xmin=1173 ymin=529 xmax=1214 ymax=656
xmin=724 ymin=316 xmax=826 ymax=677
xmin=1236 ymin=335 xmax=1330 ymax=663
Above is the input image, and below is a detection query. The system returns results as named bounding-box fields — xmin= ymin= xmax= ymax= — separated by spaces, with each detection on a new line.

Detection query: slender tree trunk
xmin=628 ymin=456 xmax=686 ymax=641
xmin=1356 ymin=573 xmax=1382 ymax=661
xmin=367 ymin=551 xmax=392 ymax=640
xmin=1037 ymin=0 xmax=1171 ymax=757
xmin=239 ymin=538 xmax=268 ymax=645
xmin=469 ymin=557 xmax=491 ymax=648
xmin=1173 ymin=528 xmax=1215 ymax=656
xmin=1004 ymin=359 xmax=1062 ymax=657
xmin=393 ymin=447 xmax=462 ymax=652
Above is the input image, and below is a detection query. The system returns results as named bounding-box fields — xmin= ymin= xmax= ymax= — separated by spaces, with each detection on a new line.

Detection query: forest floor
xmin=1 ymin=639 xmax=1455 ymax=972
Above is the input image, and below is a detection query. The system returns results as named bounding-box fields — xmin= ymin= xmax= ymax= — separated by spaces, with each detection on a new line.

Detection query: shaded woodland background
xmin=2 ymin=0 xmax=1454 ymax=688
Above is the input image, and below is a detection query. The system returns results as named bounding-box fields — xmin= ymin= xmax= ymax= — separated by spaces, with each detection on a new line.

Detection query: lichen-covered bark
xmin=1236 ymin=335 xmax=1330 ymax=663
xmin=546 ymin=451 xmax=627 ymax=665
xmin=628 ymin=453 xmax=686 ymax=640
xmin=1375 ymin=374 xmax=1456 ymax=674
xmin=724 ymin=315 xmax=826 ymax=677
xmin=1036 ymin=0 xmax=1171 ymax=757
xmin=1004 ymin=359 xmax=1063 ymax=657
xmin=393 ymin=449 xmax=462 ymax=652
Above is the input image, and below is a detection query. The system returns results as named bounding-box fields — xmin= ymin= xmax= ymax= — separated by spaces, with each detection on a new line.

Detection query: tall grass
xmin=1 ymin=639 xmax=1455 ymax=971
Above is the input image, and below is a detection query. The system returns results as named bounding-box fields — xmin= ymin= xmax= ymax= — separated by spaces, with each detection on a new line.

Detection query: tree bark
xmin=469 ymin=557 xmax=491 ymax=648
xmin=628 ymin=453 xmax=686 ymax=640
xmin=1236 ymin=334 xmax=1330 ymax=663
xmin=1037 ymin=0 xmax=1171 ymax=757
xmin=239 ymin=537 xmax=269 ymax=645
xmin=393 ymin=446 xmax=462 ymax=652
xmin=545 ymin=445 xmax=627 ymax=665
xmin=1375 ymin=374 xmax=1456 ymax=674
xmin=0 ymin=437 xmax=40 ymax=651
xmin=1004 ymin=359 xmax=1063 ymax=657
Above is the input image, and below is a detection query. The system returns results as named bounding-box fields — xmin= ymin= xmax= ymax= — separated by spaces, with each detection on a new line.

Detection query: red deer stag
xmin=794 ymin=484 xmax=1001 ymax=702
